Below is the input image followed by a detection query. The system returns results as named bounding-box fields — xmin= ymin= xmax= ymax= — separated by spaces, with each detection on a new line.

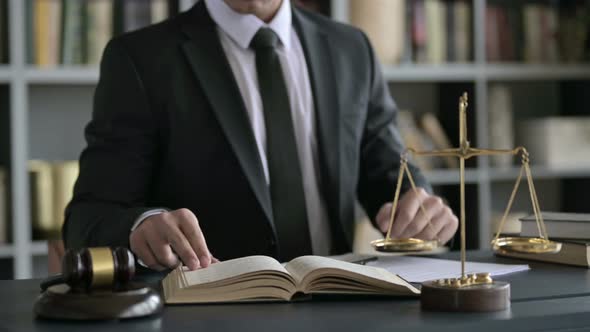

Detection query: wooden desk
xmin=1 ymin=251 xmax=589 ymax=332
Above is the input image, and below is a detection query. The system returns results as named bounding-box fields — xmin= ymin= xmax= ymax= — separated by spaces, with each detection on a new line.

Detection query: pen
xmin=351 ymin=256 xmax=378 ymax=265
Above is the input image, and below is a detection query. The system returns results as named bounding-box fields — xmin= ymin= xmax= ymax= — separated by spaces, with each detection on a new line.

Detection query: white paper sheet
xmin=366 ymin=256 xmax=529 ymax=283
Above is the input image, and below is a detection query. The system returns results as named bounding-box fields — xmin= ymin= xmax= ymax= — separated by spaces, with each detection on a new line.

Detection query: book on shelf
xmin=487 ymin=84 xmax=514 ymax=168
xmin=61 ymin=0 xmax=86 ymax=65
xmin=29 ymin=160 xmax=79 ymax=239
xmin=348 ymin=0 xmax=471 ymax=65
xmin=424 ymin=0 xmax=446 ymax=64
xmin=396 ymin=111 xmax=435 ymax=171
xmin=491 ymin=212 xmax=525 ymax=236
xmin=521 ymin=212 xmax=590 ymax=240
xmin=163 ymin=255 xmax=419 ymax=304
xmin=560 ymin=3 xmax=590 ymax=63
xmin=33 ymin=0 xmax=62 ymax=67
xmin=28 ymin=0 xmax=173 ymax=67
xmin=123 ymin=0 xmax=152 ymax=33
xmin=178 ymin=0 xmax=198 ymax=12
xmin=419 ymin=112 xmax=457 ymax=169
xmin=497 ymin=239 xmax=590 ymax=268
xmin=485 ymin=1 xmax=590 ymax=63
xmin=449 ymin=0 xmax=471 ymax=63
xmin=518 ymin=117 xmax=590 ymax=169
xmin=349 ymin=0 xmax=405 ymax=65
xmin=86 ymin=0 xmax=113 ymax=65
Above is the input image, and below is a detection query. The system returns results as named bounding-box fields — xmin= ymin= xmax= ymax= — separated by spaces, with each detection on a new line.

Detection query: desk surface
xmin=1 ymin=251 xmax=589 ymax=332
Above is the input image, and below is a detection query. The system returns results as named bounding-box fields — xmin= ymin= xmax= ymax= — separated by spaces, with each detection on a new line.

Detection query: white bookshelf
xmin=2 ymin=0 xmax=590 ymax=279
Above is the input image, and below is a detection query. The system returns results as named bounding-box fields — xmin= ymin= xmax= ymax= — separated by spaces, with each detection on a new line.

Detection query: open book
xmin=162 ymin=255 xmax=420 ymax=303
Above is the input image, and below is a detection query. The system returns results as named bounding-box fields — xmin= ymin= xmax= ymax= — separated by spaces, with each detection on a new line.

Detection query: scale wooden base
xmin=421 ymin=275 xmax=510 ymax=312
xmin=34 ymin=284 xmax=163 ymax=320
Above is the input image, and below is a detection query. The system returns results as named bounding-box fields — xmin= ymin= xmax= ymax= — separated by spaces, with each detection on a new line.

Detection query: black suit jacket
xmin=63 ymin=2 xmax=429 ymax=260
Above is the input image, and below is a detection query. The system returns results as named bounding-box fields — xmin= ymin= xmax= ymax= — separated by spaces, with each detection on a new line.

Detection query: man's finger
xmin=400 ymin=196 xmax=444 ymax=239
xmin=437 ymin=221 xmax=458 ymax=245
xmin=177 ymin=210 xmax=212 ymax=268
xmin=134 ymin=237 xmax=166 ymax=271
xmin=414 ymin=206 xmax=448 ymax=240
xmin=376 ymin=203 xmax=393 ymax=233
xmin=390 ymin=188 xmax=427 ymax=238
xmin=150 ymin=242 xmax=180 ymax=268
xmin=168 ymin=225 xmax=200 ymax=270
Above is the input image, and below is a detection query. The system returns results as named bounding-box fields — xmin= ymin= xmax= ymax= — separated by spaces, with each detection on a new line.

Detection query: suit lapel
xmin=180 ymin=3 xmax=273 ymax=224
xmin=292 ymin=10 xmax=342 ymax=230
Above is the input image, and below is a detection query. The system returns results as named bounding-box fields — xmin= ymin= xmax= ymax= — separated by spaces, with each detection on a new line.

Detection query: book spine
xmin=87 ymin=0 xmax=113 ymax=65
xmin=51 ymin=161 xmax=79 ymax=234
xmin=349 ymin=0 xmax=405 ymax=65
xmin=29 ymin=160 xmax=55 ymax=238
xmin=425 ymin=0 xmax=446 ymax=64
xmin=453 ymin=0 xmax=471 ymax=62
xmin=151 ymin=0 xmax=169 ymax=24
xmin=123 ymin=0 xmax=152 ymax=32
xmin=61 ymin=0 xmax=86 ymax=65
xmin=446 ymin=0 xmax=455 ymax=62
xmin=401 ymin=1 xmax=414 ymax=64
xmin=412 ymin=0 xmax=427 ymax=63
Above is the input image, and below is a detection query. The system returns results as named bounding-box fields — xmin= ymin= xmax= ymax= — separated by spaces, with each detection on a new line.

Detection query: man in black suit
xmin=64 ymin=0 xmax=458 ymax=270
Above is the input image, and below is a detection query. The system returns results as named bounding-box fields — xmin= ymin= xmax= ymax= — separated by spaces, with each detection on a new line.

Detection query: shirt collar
xmin=204 ymin=0 xmax=292 ymax=50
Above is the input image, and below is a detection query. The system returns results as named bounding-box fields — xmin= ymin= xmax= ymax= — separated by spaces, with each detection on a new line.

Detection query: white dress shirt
xmin=134 ymin=0 xmax=332 ymax=256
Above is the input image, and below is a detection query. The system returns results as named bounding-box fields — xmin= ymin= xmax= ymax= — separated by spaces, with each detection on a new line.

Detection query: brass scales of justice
xmin=371 ymin=92 xmax=562 ymax=312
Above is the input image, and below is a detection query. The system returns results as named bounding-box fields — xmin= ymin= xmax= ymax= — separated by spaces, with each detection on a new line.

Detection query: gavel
xmin=40 ymin=247 xmax=135 ymax=292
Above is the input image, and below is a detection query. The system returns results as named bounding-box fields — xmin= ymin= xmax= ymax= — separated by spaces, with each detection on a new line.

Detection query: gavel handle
xmin=40 ymin=274 xmax=64 ymax=292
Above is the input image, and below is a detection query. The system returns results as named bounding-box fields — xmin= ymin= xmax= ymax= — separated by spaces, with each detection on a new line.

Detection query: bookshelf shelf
xmin=31 ymin=241 xmax=48 ymax=256
xmin=485 ymin=64 xmax=590 ymax=81
xmin=383 ymin=64 xmax=480 ymax=82
xmin=25 ymin=67 xmax=99 ymax=85
xmin=0 ymin=244 xmax=13 ymax=258
xmin=489 ymin=166 xmax=590 ymax=182
xmin=0 ymin=66 xmax=13 ymax=82
xmin=424 ymin=168 xmax=480 ymax=185
xmin=383 ymin=64 xmax=590 ymax=82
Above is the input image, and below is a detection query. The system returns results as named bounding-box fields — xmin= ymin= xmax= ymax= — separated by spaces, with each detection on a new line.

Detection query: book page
xmin=180 ymin=255 xmax=294 ymax=288
xmin=284 ymin=256 xmax=419 ymax=294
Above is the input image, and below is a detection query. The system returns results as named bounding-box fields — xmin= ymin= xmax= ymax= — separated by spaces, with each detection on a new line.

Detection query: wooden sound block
xmin=421 ymin=280 xmax=510 ymax=312
xmin=34 ymin=284 xmax=163 ymax=320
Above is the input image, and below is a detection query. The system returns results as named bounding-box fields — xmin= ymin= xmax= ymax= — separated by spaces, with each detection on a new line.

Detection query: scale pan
xmin=371 ymin=238 xmax=438 ymax=252
xmin=492 ymin=237 xmax=561 ymax=254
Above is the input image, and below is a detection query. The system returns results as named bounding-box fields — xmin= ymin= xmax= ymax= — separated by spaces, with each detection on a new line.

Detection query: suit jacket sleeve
xmin=356 ymin=32 xmax=432 ymax=224
xmin=63 ymin=39 xmax=162 ymax=249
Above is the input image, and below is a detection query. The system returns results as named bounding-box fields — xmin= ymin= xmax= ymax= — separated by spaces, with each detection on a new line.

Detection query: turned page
xmin=284 ymin=256 xmax=419 ymax=294
xmin=181 ymin=256 xmax=294 ymax=288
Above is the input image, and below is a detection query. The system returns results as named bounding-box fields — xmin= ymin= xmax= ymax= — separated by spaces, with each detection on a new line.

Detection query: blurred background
xmin=0 ymin=0 xmax=589 ymax=279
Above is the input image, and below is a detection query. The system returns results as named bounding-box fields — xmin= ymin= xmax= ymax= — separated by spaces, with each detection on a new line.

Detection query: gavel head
xmin=62 ymin=247 xmax=135 ymax=291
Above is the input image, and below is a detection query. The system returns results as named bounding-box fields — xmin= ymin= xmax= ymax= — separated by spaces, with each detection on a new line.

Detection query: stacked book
xmin=28 ymin=0 xmax=171 ymax=67
xmin=497 ymin=212 xmax=590 ymax=268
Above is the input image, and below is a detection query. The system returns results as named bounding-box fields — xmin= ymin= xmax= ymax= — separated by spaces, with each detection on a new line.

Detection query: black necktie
xmin=250 ymin=28 xmax=312 ymax=261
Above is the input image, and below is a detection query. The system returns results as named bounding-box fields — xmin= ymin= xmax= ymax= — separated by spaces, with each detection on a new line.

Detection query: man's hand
xmin=375 ymin=188 xmax=458 ymax=245
xmin=130 ymin=208 xmax=217 ymax=271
